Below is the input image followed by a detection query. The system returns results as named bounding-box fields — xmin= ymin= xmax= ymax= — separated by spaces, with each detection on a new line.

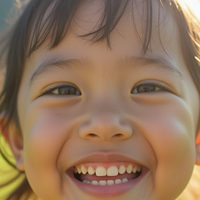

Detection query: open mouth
xmin=66 ymin=158 xmax=148 ymax=197
xmin=72 ymin=163 xmax=142 ymax=186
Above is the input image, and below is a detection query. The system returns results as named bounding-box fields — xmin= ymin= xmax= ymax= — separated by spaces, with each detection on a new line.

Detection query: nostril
xmin=85 ymin=132 xmax=131 ymax=140
xmin=88 ymin=133 xmax=98 ymax=138
xmin=88 ymin=133 xmax=123 ymax=138
xmin=112 ymin=133 xmax=124 ymax=138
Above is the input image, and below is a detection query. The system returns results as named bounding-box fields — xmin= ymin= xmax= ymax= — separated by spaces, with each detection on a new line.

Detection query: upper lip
xmin=67 ymin=152 xmax=148 ymax=170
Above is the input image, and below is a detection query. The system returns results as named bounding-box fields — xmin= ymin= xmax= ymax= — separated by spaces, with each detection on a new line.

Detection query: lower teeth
xmin=83 ymin=178 xmax=129 ymax=186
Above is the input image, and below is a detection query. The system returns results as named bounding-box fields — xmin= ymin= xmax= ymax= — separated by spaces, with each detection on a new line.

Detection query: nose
xmin=79 ymin=113 xmax=133 ymax=141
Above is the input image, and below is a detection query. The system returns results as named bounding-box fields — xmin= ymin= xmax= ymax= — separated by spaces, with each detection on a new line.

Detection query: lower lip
xmin=67 ymin=169 xmax=148 ymax=198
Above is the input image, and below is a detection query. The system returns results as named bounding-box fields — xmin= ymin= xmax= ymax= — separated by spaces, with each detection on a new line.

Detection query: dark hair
xmin=0 ymin=0 xmax=200 ymax=199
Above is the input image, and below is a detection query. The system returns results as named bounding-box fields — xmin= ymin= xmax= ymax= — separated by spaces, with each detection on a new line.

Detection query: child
xmin=0 ymin=0 xmax=200 ymax=199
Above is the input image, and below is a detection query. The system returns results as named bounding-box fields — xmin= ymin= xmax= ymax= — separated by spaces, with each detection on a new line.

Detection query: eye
xmin=43 ymin=84 xmax=82 ymax=96
xmin=131 ymin=82 xmax=169 ymax=94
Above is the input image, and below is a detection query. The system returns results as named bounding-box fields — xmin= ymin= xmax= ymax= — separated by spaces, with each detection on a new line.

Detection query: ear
xmin=0 ymin=113 xmax=24 ymax=171
xmin=195 ymin=131 xmax=200 ymax=165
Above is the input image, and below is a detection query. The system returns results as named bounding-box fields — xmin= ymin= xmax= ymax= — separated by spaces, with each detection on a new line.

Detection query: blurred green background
xmin=0 ymin=1 xmax=17 ymax=199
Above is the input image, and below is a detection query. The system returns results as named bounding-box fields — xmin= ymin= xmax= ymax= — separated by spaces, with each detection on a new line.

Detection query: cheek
xmin=23 ymin=104 xmax=76 ymax=162
xmin=140 ymin=99 xmax=196 ymax=199
xmin=21 ymin=104 xmax=77 ymax=199
xmin=147 ymin=112 xmax=195 ymax=163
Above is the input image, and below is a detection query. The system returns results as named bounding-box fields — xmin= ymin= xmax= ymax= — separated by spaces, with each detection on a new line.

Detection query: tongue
xmin=79 ymin=172 xmax=139 ymax=182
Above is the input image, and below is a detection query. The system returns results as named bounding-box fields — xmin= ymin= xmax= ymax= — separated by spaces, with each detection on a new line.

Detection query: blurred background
xmin=0 ymin=0 xmax=13 ymax=30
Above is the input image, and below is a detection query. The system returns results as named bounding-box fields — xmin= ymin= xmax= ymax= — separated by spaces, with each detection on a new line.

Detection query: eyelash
xmin=131 ymin=81 xmax=170 ymax=94
xmin=42 ymin=83 xmax=82 ymax=96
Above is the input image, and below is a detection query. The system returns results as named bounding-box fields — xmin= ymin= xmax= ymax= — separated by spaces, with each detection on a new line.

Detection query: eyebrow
xmin=30 ymin=58 xmax=83 ymax=84
xmin=128 ymin=56 xmax=183 ymax=77
xmin=30 ymin=56 xmax=182 ymax=84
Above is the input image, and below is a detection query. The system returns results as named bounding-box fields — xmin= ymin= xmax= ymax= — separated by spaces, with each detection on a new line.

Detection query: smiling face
xmin=14 ymin=0 xmax=200 ymax=200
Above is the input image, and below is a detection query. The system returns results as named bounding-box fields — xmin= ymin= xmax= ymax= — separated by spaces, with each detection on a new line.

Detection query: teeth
xmin=137 ymin=166 xmax=141 ymax=172
xmin=83 ymin=178 xmax=131 ymax=186
xmin=107 ymin=166 xmax=118 ymax=176
xmin=122 ymin=178 xmax=128 ymax=183
xmin=107 ymin=180 xmax=114 ymax=185
xmin=73 ymin=167 xmax=78 ymax=173
xmin=83 ymin=180 xmax=90 ymax=184
xmin=91 ymin=180 xmax=98 ymax=185
xmin=74 ymin=164 xmax=142 ymax=176
xmin=76 ymin=166 xmax=81 ymax=174
xmin=88 ymin=166 xmax=95 ymax=175
xmin=119 ymin=165 xmax=126 ymax=174
xmin=96 ymin=166 xmax=107 ymax=176
xmin=115 ymin=179 xmax=122 ymax=184
xmin=133 ymin=166 xmax=137 ymax=173
xmin=99 ymin=180 xmax=107 ymax=186
xmin=81 ymin=165 xmax=87 ymax=174
xmin=126 ymin=164 xmax=132 ymax=174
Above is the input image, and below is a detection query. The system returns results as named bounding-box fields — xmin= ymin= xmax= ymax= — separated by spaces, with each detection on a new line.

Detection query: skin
xmin=3 ymin=0 xmax=200 ymax=199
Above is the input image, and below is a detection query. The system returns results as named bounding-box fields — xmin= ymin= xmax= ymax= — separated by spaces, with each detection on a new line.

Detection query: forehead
xmin=26 ymin=0 xmax=186 ymax=86
xmin=25 ymin=0 xmax=184 ymax=75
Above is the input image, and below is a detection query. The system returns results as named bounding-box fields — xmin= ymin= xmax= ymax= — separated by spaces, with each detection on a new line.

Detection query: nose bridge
xmin=78 ymin=100 xmax=133 ymax=141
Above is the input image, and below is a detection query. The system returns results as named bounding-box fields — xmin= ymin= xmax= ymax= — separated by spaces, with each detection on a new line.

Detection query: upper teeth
xmin=74 ymin=164 xmax=141 ymax=176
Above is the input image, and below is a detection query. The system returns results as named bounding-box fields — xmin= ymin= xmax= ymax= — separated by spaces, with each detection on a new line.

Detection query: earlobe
xmin=196 ymin=144 xmax=200 ymax=165
xmin=195 ymin=131 xmax=200 ymax=165
xmin=0 ymin=113 xmax=24 ymax=171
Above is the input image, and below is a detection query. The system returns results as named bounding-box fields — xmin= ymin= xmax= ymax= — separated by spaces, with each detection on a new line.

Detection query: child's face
xmin=14 ymin=1 xmax=199 ymax=200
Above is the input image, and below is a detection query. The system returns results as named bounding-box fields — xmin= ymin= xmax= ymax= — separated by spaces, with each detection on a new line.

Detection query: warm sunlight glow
xmin=176 ymin=0 xmax=200 ymax=23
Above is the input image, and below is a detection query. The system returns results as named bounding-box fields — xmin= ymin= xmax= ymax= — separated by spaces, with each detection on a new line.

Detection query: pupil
xmin=59 ymin=86 xmax=76 ymax=94
xmin=137 ymin=85 xmax=155 ymax=93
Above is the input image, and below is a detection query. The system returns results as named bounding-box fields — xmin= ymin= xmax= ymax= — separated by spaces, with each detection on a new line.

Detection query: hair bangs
xmin=27 ymin=0 xmax=157 ymax=56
